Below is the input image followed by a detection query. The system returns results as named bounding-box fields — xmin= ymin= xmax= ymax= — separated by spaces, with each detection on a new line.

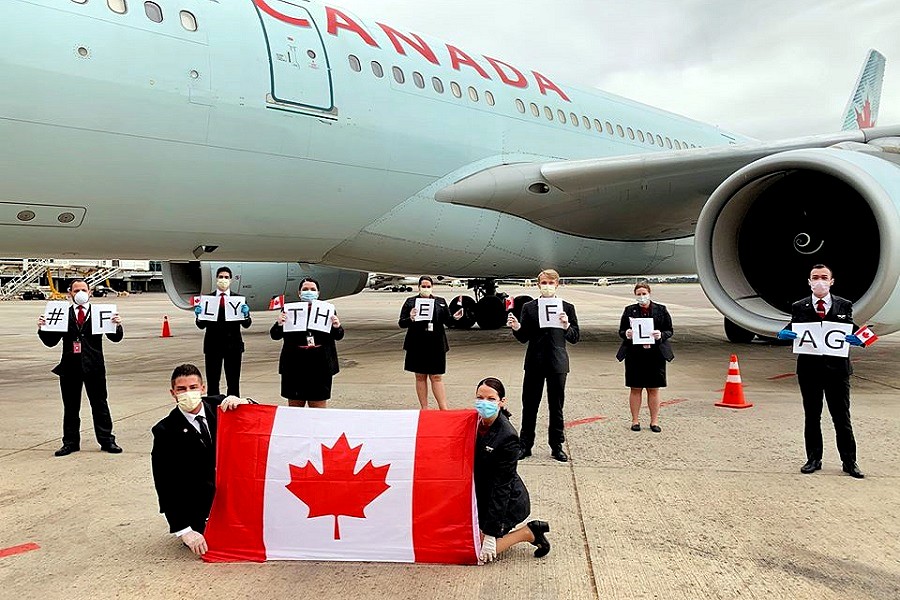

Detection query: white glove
xmin=479 ymin=535 xmax=497 ymax=563
xmin=181 ymin=530 xmax=208 ymax=556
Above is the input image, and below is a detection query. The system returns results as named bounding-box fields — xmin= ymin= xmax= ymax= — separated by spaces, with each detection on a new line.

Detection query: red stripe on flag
xmin=412 ymin=409 xmax=479 ymax=565
xmin=0 ymin=542 xmax=40 ymax=558
xmin=203 ymin=405 xmax=278 ymax=563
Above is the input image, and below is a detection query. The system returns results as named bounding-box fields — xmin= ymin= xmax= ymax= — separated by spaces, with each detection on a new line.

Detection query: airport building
xmin=0 ymin=258 xmax=163 ymax=300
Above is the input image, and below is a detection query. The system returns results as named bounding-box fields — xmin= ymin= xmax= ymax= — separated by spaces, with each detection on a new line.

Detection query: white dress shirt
xmin=811 ymin=293 xmax=832 ymax=316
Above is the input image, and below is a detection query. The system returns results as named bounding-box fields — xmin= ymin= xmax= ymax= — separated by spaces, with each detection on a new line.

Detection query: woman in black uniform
xmin=474 ymin=377 xmax=550 ymax=563
xmin=615 ymin=282 xmax=674 ymax=432
xmin=270 ymin=277 xmax=344 ymax=408
xmin=398 ymin=276 xmax=460 ymax=410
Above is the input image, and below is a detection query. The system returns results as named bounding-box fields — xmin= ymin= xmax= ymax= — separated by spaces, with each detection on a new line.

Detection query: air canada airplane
xmin=1 ymin=0 xmax=899 ymax=339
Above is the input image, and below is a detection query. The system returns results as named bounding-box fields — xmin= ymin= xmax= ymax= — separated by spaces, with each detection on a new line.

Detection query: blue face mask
xmin=475 ymin=399 xmax=500 ymax=420
xmin=300 ymin=290 xmax=319 ymax=302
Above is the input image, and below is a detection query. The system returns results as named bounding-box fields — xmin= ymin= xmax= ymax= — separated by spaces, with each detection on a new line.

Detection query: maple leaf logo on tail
xmin=286 ymin=433 xmax=391 ymax=540
xmin=855 ymin=98 xmax=874 ymax=128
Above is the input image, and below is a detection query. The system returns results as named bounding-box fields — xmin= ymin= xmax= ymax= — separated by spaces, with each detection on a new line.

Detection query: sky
xmin=331 ymin=0 xmax=900 ymax=140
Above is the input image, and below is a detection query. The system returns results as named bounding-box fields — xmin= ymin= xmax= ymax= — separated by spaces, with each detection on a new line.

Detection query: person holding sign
xmin=775 ymin=264 xmax=866 ymax=478
xmin=193 ymin=266 xmax=251 ymax=397
xmin=398 ymin=276 xmax=462 ymax=410
xmin=506 ymin=269 xmax=579 ymax=462
xmin=270 ymin=277 xmax=345 ymax=407
xmin=37 ymin=278 xmax=124 ymax=456
xmin=615 ymin=282 xmax=674 ymax=433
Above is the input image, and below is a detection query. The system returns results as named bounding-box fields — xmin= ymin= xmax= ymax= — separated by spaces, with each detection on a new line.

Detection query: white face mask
xmin=810 ymin=280 xmax=831 ymax=296
xmin=73 ymin=290 xmax=90 ymax=306
xmin=175 ymin=390 xmax=203 ymax=412
xmin=539 ymin=284 xmax=556 ymax=297
xmin=636 ymin=295 xmax=651 ymax=306
xmin=216 ymin=277 xmax=231 ymax=291
xmin=419 ymin=286 xmax=433 ymax=297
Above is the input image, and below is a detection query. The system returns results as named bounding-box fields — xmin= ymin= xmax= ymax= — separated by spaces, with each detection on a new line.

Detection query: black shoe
xmin=100 ymin=443 xmax=123 ymax=454
xmin=526 ymin=520 xmax=551 ymax=558
xmin=518 ymin=447 xmax=532 ymax=460
xmin=842 ymin=463 xmax=865 ymax=479
xmin=800 ymin=459 xmax=822 ymax=474
xmin=551 ymin=448 xmax=569 ymax=462
xmin=630 ymin=423 xmax=641 ymax=432
xmin=54 ymin=445 xmax=79 ymax=457
xmin=650 ymin=424 xmax=662 ymax=433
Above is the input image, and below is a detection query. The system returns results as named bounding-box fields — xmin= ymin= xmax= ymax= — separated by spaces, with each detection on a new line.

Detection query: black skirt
xmin=280 ymin=346 xmax=334 ymax=401
xmin=624 ymin=346 xmax=667 ymax=388
xmin=404 ymin=348 xmax=447 ymax=375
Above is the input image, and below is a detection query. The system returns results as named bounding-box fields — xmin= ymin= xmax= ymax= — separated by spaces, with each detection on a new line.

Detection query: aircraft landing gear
xmin=724 ymin=318 xmax=756 ymax=343
xmin=447 ymin=279 xmax=534 ymax=330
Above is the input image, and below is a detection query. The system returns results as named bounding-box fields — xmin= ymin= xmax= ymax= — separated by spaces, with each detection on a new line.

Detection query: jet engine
xmin=695 ymin=147 xmax=900 ymax=340
xmin=162 ymin=261 xmax=368 ymax=311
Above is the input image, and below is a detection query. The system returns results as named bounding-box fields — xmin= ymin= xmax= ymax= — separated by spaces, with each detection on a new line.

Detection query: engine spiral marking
xmin=794 ymin=232 xmax=824 ymax=255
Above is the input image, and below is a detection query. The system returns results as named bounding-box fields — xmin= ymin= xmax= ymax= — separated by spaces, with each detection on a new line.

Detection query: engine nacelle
xmin=162 ymin=262 xmax=368 ymax=311
xmin=695 ymin=148 xmax=900 ymax=336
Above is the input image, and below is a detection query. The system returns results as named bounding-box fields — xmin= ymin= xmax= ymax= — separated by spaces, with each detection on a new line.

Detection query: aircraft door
xmin=253 ymin=0 xmax=334 ymax=114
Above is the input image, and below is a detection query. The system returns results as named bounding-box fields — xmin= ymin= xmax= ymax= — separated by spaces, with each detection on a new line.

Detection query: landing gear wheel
xmin=724 ymin=318 xmax=756 ymax=343
xmin=475 ymin=295 xmax=507 ymax=329
xmin=512 ymin=295 xmax=533 ymax=321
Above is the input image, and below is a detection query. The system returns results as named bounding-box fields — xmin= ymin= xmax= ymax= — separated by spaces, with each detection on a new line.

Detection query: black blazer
xmin=474 ymin=413 xmax=531 ymax=538
xmin=616 ymin=302 xmax=674 ymax=362
xmin=150 ymin=396 xmax=224 ymax=533
xmin=270 ymin=318 xmax=345 ymax=376
xmin=38 ymin=306 xmax=123 ymax=377
xmin=195 ymin=294 xmax=251 ymax=354
xmin=787 ymin=295 xmax=856 ymax=377
xmin=513 ymin=299 xmax=579 ymax=373
xmin=398 ymin=295 xmax=450 ymax=353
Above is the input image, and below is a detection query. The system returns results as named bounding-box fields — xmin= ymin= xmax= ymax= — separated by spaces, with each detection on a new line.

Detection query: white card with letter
xmin=537 ymin=298 xmax=565 ymax=329
xmin=223 ymin=295 xmax=247 ymax=322
xmin=197 ymin=295 xmax=220 ymax=322
xmin=306 ymin=300 xmax=335 ymax=333
xmin=283 ymin=302 xmax=310 ymax=332
xmin=793 ymin=321 xmax=853 ymax=357
xmin=41 ymin=301 xmax=70 ymax=332
xmin=90 ymin=304 xmax=118 ymax=335
xmin=630 ymin=317 xmax=656 ymax=344
xmin=414 ymin=298 xmax=435 ymax=322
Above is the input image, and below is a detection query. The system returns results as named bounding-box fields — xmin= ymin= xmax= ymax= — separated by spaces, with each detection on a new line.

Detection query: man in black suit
xmin=38 ymin=278 xmax=123 ymax=456
xmin=151 ymin=363 xmax=252 ymax=555
xmin=194 ymin=266 xmax=251 ymax=396
xmin=777 ymin=264 xmax=866 ymax=479
xmin=506 ymin=269 xmax=579 ymax=462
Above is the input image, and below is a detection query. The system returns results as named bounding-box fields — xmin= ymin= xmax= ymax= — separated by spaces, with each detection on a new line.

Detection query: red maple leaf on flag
xmin=285 ymin=433 xmax=391 ymax=540
xmin=855 ymin=98 xmax=874 ymax=128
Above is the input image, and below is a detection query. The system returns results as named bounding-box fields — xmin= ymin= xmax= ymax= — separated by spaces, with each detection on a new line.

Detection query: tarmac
xmin=1 ymin=283 xmax=898 ymax=600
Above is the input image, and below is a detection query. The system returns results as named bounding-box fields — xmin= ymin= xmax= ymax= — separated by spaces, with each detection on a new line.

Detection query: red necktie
xmin=816 ymin=299 xmax=826 ymax=320
xmin=219 ymin=293 xmax=226 ymax=308
xmin=77 ymin=306 xmax=86 ymax=326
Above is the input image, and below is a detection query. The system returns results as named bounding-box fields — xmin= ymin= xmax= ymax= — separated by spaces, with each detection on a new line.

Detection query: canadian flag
xmin=504 ymin=297 xmax=514 ymax=312
xmin=854 ymin=324 xmax=879 ymax=347
xmin=268 ymin=294 xmax=285 ymax=311
xmin=203 ymin=407 xmax=480 ymax=564
xmin=190 ymin=295 xmax=201 ymax=307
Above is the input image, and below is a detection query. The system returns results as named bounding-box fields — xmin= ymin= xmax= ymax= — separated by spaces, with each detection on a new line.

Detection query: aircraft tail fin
xmin=841 ymin=49 xmax=885 ymax=130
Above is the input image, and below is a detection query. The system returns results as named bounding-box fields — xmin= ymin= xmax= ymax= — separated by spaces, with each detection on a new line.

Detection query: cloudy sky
xmin=332 ymin=0 xmax=900 ymax=140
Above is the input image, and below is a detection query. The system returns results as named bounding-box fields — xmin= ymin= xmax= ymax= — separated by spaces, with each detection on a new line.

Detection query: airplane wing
xmin=434 ymin=126 xmax=900 ymax=241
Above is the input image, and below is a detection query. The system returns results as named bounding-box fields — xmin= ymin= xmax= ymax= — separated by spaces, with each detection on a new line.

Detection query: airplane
xmin=1 ymin=0 xmax=899 ymax=341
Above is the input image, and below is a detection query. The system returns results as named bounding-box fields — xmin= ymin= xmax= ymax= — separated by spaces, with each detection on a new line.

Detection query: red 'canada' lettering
xmin=533 ymin=70 xmax=571 ymax=102
xmin=484 ymin=56 xmax=528 ymax=89
xmin=377 ymin=24 xmax=439 ymax=65
xmin=326 ymin=6 xmax=379 ymax=47
xmin=446 ymin=45 xmax=491 ymax=80
xmin=253 ymin=0 xmax=310 ymax=27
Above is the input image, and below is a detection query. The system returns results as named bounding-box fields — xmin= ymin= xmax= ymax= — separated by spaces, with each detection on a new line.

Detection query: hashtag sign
xmin=46 ymin=307 xmax=64 ymax=326
xmin=42 ymin=301 xmax=70 ymax=332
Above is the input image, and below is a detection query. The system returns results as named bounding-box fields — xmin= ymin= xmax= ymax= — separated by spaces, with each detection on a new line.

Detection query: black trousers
xmin=205 ymin=351 xmax=242 ymax=396
xmin=799 ymin=374 xmax=856 ymax=464
xmin=59 ymin=371 xmax=115 ymax=447
xmin=519 ymin=370 xmax=567 ymax=451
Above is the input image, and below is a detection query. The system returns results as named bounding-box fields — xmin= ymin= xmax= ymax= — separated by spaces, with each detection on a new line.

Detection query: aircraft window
xmin=544 ymin=106 xmax=553 ymax=120
xmin=468 ymin=87 xmax=479 ymax=102
xmin=579 ymin=116 xmax=588 ymax=129
xmin=392 ymin=66 xmax=405 ymax=84
xmin=557 ymin=110 xmax=566 ymax=124
xmin=413 ymin=71 xmax=425 ymax=88
xmin=592 ymin=119 xmax=601 ymax=132
xmin=72 ymin=0 xmax=87 ymax=4
xmin=530 ymin=102 xmax=539 ymax=117
xmin=616 ymin=124 xmax=624 ymax=137
xmin=627 ymin=127 xmax=635 ymax=140
xmin=108 ymin=0 xmax=127 ymax=14
xmin=605 ymin=121 xmax=613 ymax=135
xmin=179 ymin=10 xmax=197 ymax=31
xmin=637 ymin=130 xmax=645 ymax=143
xmin=682 ymin=140 xmax=689 ymax=148
xmin=571 ymin=113 xmax=579 ymax=127
xmin=432 ymin=77 xmax=444 ymax=93
xmin=656 ymin=134 xmax=663 ymax=146
xmin=674 ymin=140 xmax=681 ymax=149
xmin=665 ymin=136 xmax=672 ymax=148
xmin=450 ymin=82 xmax=462 ymax=98
xmin=348 ymin=55 xmax=361 ymax=72
xmin=690 ymin=143 xmax=696 ymax=148
xmin=485 ymin=90 xmax=495 ymax=106
xmin=144 ymin=2 xmax=162 ymax=22
xmin=647 ymin=132 xmax=655 ymax=145
xmin=371 ymin=61 xmax=384 ymax=78
xmin=515 ymin=99 xmax=525 ymax=113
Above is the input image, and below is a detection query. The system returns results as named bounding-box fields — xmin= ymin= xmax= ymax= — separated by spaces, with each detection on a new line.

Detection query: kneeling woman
xmin=474 ymin=377 xmax=551 ymax=563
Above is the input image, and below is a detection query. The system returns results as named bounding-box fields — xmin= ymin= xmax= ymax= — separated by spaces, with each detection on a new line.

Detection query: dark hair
xmin=298 ymin=277 xmax=320 ymax=292
xmin=811 ymin=264 xmax=833 ymax=277
xmin=476 ymin=377 xmax=512 ymax=418
xmin=634 ymin=281 xmax=651 ymax=294
xmin=418 ymin=275 xmax=434 ymax=286
xmin=171 ymin=363 xmax=203 ymax=387
xmin=68 ymin=277 xmax=88 ymax=291
xmin=216 ymin=266 xmax=233 ymax=278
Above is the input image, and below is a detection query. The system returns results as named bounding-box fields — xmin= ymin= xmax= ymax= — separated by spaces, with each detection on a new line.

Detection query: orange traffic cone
xmin=160 ymin=315 xmax=172 ymax=338
xmin=715 ymin=354 xmax=753 ymax=408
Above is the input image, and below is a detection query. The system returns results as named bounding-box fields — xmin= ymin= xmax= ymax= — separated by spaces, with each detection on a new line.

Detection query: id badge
xmin=427 ymin=322 xmax=434 ymax=332
xmin=306 ymin=335 xmax=316 ymax=347
xmin=72 ymin=342 xmax=82 ymax=354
